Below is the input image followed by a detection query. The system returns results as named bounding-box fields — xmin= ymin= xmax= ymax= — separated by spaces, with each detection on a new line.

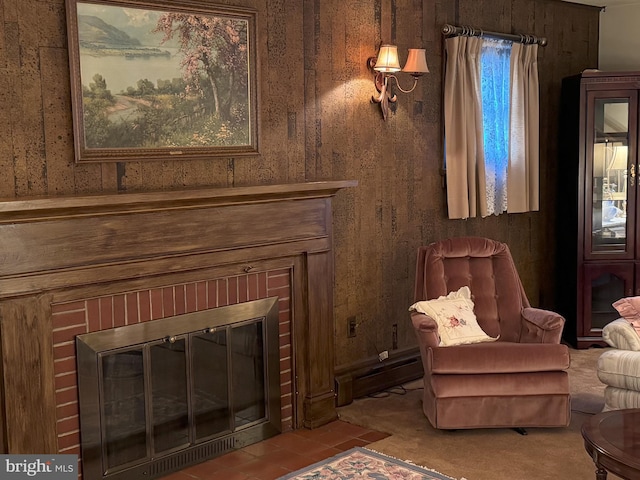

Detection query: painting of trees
xmin=154 ymin=13 xmax=249 ymax=123
xmin=68 ymin=0 xmax=257 ymax=162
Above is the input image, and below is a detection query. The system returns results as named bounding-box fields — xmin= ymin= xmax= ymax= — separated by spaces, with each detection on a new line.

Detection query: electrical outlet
xmin=348 ymin=316 xmax=357 ymax=338
xmin=378 ymin=350 xmax=389 ymax=362
xmin=392 ymin=323 xmax=398 ymax=350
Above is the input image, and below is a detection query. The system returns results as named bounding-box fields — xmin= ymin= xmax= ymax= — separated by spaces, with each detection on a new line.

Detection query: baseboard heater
xmin=334 ymin=347 xmax=423 ymax=406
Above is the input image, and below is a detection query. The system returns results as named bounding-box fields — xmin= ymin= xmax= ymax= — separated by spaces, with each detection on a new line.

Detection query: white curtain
xmin=443 ymin=36 xmax=484 ymax=220
xmin=508 ymin=43 xmax=540 ymax=213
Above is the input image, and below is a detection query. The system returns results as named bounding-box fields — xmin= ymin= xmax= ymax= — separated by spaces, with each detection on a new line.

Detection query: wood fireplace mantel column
xmin=302 ymin=250 xmax=338 ymax=428
xmin=0 ymin=180 xmax=356 ymax=453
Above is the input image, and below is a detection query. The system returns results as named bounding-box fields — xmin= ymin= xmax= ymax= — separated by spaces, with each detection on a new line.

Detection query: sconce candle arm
xmin=372 ymin=74 xmax=397 ymax=103
xmin=385 ymin=74 xmax=420 ymax=94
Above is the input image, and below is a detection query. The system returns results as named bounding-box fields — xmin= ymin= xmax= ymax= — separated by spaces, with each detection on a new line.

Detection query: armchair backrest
xmin=414 ymin=237 xmax=530 ymax=342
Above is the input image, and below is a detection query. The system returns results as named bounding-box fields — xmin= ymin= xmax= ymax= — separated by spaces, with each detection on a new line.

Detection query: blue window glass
xmin=480 ymin=39 xmax=512 ymax=215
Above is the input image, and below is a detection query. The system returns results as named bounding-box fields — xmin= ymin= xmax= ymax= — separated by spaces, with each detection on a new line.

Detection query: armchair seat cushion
xmin=430 ymin=371 xmax=570 ymax=398
xmin=597 ymin=349 xmax=640 ymax=392
xmin=428 ymin=342 xmax=570 ymax=375
xmin=602 ymin=386 xmax=640 ymax=411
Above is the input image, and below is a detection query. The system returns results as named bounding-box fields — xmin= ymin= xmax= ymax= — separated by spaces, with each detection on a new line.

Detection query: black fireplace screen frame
xmin=76 ymin=297 xmax=282 ymax=480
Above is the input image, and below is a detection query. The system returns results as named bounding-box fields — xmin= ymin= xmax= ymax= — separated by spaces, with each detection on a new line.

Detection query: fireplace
xmin=76 ymin=298 xmax=281 ymax=480
xmin=0 ymin=181 xmax=356 ymax=471
xmin=51 ymin=266 xmax=295 ymax=471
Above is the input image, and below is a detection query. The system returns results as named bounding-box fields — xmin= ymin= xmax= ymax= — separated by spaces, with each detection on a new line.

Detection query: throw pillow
xmin=409 ymin=286 xmax=499 ymax=346
xmin=612 ymin=297 xmax=640 ymax=337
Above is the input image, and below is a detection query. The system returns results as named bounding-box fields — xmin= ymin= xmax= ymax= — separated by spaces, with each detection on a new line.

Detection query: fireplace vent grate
xmin=149 ymin=436 xmax=236 ymax=477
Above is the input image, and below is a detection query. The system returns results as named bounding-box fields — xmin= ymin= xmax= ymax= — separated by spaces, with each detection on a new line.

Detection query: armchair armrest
xmin=410 ymin=311 xmax=440 ymax=349
xmin=603 ymin=318 xmax=640 ymax=351
xmin=520 ymin=307 xmax=565 ymax=344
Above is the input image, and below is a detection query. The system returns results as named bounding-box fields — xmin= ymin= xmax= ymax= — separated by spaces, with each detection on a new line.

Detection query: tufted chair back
xmin=414 ymin=237 xmax=530 ymax=342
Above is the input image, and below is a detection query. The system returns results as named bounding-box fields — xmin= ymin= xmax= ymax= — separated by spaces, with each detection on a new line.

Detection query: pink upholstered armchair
xmin=411 ymin=237 xmax=571 ymax=431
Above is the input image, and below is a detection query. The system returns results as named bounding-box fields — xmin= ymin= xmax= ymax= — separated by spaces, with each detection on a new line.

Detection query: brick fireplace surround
xmin=53 ymin=269 xmax=292 ymax=457
xmin=0 ymin=181 xmax=355 ymax=474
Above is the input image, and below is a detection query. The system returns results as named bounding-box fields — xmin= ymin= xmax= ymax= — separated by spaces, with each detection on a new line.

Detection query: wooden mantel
xmin=0 ymin=181 xmax=357 ymax=222
xmin=0 ymin=180 xmax=356 ymax=454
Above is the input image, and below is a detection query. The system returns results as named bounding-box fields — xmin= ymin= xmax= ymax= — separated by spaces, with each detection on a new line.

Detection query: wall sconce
xmin=367 ymin=44 xmax=429 ymax=120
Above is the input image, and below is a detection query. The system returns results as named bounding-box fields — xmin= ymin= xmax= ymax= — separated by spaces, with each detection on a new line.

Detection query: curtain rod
xmin=442 ymin=24 xmax=548 ymax=47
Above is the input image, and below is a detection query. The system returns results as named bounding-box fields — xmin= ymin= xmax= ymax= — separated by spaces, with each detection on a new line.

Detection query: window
xmin=480 ymin=39 xmax=511 ymax=215
xmin=443 ymin=35 xmax=539 ymax=220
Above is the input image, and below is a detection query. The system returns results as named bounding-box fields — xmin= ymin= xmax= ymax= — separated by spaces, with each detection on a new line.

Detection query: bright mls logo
xmin=1 ymin=455 xmax=77 ymax=479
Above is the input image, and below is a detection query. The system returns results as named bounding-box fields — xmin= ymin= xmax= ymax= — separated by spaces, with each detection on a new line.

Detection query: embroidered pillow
xmin=409 ymin=286 xmax=499 ymax=346
xmin=612 ymin=297 xmax=640 ymax=337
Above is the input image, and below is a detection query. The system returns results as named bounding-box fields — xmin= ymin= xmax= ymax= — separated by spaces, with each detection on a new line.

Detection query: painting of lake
xmin=77 ymin=3 xmax=182 ymax=94
xmin=80 ymin=47 xmax=183 ymax=95
xmin=68 ymin=0 xmax=257 ymax=160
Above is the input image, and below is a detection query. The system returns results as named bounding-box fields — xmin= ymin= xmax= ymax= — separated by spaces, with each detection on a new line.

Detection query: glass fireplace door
xmin=101 ymin=349 xmax=147 ymax=471
xmin=150 ymin=337 xmax=189 ymax=454
xmin=97 ymin=319 xmax=270 ymax=474
xmin=192 ymin=328 xmax=231 ymax=440
xmin=101 ymin=338 xmax=192 ymax=472
xmin=231 ymin=321 xmax=266 ymax=427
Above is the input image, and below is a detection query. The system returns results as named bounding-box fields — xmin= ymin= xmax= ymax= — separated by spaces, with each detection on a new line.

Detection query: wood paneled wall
xmin=0 ymin=0 xmax=599 ymax=371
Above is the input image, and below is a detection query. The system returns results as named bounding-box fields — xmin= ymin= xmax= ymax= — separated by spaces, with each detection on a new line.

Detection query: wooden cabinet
xmin=558 ymin=71 xmax=640 ymax=348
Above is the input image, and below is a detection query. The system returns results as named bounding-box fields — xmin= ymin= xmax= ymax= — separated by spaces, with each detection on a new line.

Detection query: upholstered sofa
xmin=410 ymin=237 xmax=571 ymax=430
xmin=597 ymin=318 xmax=640 ymax=411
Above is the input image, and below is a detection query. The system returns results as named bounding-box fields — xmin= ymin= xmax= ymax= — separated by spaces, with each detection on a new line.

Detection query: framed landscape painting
xmin=65 ymin=0 xmax=259 ymax=162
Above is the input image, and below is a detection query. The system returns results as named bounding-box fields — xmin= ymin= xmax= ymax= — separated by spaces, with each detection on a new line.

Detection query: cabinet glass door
xmin=582 ymin=263 xmax=634 ymax=342
xmin=585 ymin=91 xmax=637 ymax=259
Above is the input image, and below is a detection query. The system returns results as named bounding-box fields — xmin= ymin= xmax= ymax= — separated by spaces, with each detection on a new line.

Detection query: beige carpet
xmin=337 ymin=347 xmax=621 ymax=480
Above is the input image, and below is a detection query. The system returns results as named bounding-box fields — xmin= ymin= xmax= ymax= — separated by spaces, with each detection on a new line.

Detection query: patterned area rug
xmin=278 ymin=446 xmax=457 ymax=480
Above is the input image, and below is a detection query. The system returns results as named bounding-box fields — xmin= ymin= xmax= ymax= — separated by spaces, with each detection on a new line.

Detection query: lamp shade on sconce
xmin=368 ymin=43 xmax=429 ymax=120
xmin=403 ymin=48 xmax=429 ymax=76
xmin=374 ymin=45 xmax=402 ymax=72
